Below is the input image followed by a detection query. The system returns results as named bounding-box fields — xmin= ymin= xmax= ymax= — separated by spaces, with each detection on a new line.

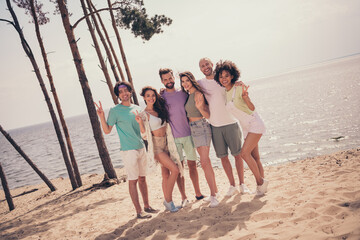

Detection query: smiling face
xmin=199 ymin=59 xmax=213 ymax=77
xmin=181 ymin=75 xmax=194 ymax=92
xmin=161 ymin=72 xmax=175 ymax=89
xmin=143 ymin=89 xmax=157 ymax=106
xmin=118 ymin=86 xmax=131 ymax=102
xmin=219 ymin=70 xmax=234 ymax=88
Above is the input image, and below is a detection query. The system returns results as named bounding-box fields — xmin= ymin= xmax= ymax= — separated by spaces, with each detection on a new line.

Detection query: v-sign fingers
xmin=94 ymin=101 xmax=100 ymax=109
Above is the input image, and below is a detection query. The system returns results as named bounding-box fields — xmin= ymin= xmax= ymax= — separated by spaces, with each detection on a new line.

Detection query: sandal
xmin=137 ymin=212 xmax=152 ymax=219
xmin=144 ymin=207 xmax=159 ymax=213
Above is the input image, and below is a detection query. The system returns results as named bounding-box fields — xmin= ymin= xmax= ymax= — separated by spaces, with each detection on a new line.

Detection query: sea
xmin=1 ymin=55 xmax=360 ymax=190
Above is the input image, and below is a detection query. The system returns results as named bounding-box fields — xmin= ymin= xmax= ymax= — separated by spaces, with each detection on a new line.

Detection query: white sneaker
xmin=256 ymin=179 xmax=269 ymax=196
xmin=225 ymin=185 xmax=238 ymax=196
xmin=163 ymin=201 xmax=180 ymax=212
xmin=209 ymin=196 xmax=219 ymax=208
xmin=204 ymin=192 xmax=220 ymax=202
xmin=239 ymin=184 xmax=251 ymax=194
xmin=181 ymin=199 xmax=189 ymax=208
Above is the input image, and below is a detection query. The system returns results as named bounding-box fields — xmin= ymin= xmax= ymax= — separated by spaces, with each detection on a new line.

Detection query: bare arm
xmin=94 ymin=101 xmax=113 ymax=134
xmin=241 ymin=85 xmax=255 ymax=111
xmin=133 ymin=110 xmax=146 ymax=134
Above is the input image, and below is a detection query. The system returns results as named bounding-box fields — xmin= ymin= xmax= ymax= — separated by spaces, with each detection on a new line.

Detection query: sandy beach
xmin=1 ymin=148 xmax=359 ymax=240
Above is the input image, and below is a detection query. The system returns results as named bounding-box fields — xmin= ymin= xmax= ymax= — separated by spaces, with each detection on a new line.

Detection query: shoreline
xmin=1 ymin=148 xmax=360 ymax=239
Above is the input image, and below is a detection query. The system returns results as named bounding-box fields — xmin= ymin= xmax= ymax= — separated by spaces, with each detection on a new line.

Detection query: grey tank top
xmin=185 ymin=92 xmax=203 ymax=118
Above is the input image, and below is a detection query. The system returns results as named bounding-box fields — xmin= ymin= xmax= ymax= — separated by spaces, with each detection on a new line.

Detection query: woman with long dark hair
xmin=134 ymin=86 xmax=184 ymax=212
xmin=179 ymin=71 xmax=219 ymax=207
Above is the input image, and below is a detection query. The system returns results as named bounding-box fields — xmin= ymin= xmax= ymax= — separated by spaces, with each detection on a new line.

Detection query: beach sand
xmin=1 ymin=148 xmax=359 ymax=240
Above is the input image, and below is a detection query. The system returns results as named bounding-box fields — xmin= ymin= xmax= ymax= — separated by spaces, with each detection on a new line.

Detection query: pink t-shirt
xmin=197 ymin=78 xmax=237 ymax=127
xmin=161 ymin=89 xmax=191 ymax=138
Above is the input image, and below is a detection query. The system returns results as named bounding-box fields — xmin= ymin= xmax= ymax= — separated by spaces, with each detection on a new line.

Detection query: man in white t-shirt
xmin=197 ymin=57 xmax=243 ymax=196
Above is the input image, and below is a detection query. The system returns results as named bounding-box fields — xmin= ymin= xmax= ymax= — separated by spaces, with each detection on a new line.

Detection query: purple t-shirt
xmin=161 ymin=89 xmax=191 ymax=138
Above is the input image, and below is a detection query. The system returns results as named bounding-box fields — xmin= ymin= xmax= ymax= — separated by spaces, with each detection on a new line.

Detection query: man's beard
xmin=165 ymin=82 xmax=174 ymax=89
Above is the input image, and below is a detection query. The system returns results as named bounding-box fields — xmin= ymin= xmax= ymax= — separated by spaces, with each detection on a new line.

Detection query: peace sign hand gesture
xmin=132 ymin=110 xmax=143 ymax=124
xmin=241 ymin=85 xmax=250 ymax=99
xmin=94 ymin=101 xmax=104 ymax=117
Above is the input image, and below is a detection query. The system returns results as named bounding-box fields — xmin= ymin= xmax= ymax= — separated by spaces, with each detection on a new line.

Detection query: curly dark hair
xmin=213 ymin=60 xmax=241 ymax=86
xmin=114 ymin=81 xmax=133 ymax=97
xmin=140 ymin=86 xmax=169 ymax=125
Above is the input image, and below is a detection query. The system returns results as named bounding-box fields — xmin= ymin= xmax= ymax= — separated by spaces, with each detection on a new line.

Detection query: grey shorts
xmin=189 ymin=118 xmax=212 ymax=148
xmin=211 ymin=122 xmax=242 ymax=158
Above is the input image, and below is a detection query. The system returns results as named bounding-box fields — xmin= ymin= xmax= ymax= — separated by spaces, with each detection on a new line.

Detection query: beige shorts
xmin=121 ymin=148 xmax=147 ymax=181
xmin=153 ymin=136 xmax=169 ymax=155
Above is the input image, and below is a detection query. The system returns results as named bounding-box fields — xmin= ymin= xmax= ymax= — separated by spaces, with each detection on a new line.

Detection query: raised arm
xmin=194 ymin=91 xmax=210 ymax=119
xmin=133 ymin=110 xmax=146 ymax=134
xmin=94 ymin=101 xmax=113 ymax=134
xmin=241 ymin=85 xmax=255 ymax=111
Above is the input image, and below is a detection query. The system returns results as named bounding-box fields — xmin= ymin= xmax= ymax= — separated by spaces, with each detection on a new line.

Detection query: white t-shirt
xmin=197 ymin=78 xmax=237 ymax=127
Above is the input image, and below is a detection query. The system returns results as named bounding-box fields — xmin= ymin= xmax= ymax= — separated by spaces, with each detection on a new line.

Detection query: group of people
xmin=95 ymin=58 xmax=268 ymax=219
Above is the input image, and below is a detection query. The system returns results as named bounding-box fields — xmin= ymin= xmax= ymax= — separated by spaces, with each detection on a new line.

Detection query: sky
xmin=1 ymin=0 xmax=360 ymax=130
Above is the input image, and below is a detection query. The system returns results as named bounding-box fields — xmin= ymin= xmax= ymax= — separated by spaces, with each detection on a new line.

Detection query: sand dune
xmin=1 ymin=149 xmax=359 ymax=239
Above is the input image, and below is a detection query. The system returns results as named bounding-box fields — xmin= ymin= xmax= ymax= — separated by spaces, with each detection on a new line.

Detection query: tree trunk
xmin=107 ymin=0 xmax=139 ymax=105
xmin=29 ymin=0 xmax=82 ymax=187
xmin=56 ymin=0 xmax=117 ymax=179
xmin=80 ymin=0 xmax=118 ymax=105
xmin=6 ymin=0 xmax=78 ymax=190
xmin=90 ymin=1 xmax=125 ymax=82
xmin=87 ymin=0 xmax=120 ymax=84
xmin=0 ymin=125 xmax=56 ymax=192
xmin=0 ymin=163 xmax=15 ymax=211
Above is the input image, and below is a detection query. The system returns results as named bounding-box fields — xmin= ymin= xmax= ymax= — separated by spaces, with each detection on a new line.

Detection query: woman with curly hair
xmin=179 ymin=71 xmax=219 ymax=207
xmin=214 ymin=60 xmax=268 ymax=195
xmin=134 ymin=86 xmax=184 ymax=212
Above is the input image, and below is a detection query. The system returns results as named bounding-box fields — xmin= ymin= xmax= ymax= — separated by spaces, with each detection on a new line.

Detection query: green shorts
xmin=211 ymin=123 xmax=242 ymax=158
xmin=174 ymin=136 xmax=197 ymax=161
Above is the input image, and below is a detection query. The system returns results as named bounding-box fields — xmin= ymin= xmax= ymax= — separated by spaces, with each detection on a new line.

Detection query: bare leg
xmin=161 ymin=166 xmax=169 ymax=199
xmin=155 ymin=152 xmax=179 ymax=202
xmin=234 ymin=154 xmax=244 ymax=185
xmin=138 ymin=176 xmax=150 ymax=209
xmin=197 ymin=146 xmax=217 ymax=196
xmin=220 ymin=156 xmax=235 ymax=186
xmin=251 ymin=144 xmax=264 ymax=178
xmin=187 ymin=160 xmax=202 ymax=197
xmin=240 ymin=133 xmax=263 ymax=185
xmin=176 ymin=161 xmax=187 ymax=201
xmin=128 ymin=179 xmax=142 ymax=214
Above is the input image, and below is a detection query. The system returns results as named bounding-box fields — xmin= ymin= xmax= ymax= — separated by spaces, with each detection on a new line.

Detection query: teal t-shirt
xmin=107 ymin=104 xmax=144 ymax=151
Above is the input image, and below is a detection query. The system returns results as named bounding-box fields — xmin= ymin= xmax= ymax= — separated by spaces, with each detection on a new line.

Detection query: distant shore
xmin=1 ymin=148 xmax=359 ymax=239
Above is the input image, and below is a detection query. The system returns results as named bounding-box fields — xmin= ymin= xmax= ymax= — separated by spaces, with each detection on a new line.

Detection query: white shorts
xmin=240 ymin=111 xmax=266 ymax=139
xmin=121 ymin=147 xmax=147 ymax=181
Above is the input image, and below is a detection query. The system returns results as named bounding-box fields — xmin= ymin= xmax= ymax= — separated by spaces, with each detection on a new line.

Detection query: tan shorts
xmin=121 ymin=148 xmax=147 ymax=181
xmin=153 ymin=136 xmax=169 ymax=155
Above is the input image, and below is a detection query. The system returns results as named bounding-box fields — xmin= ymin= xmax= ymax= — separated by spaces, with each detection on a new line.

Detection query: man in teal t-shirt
xmin=95 ymin=81 xmax=157 ymax=219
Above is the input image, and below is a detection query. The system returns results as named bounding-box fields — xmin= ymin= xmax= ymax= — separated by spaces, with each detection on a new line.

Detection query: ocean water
xmin=1 ymin=55 xmax=359 ymax=190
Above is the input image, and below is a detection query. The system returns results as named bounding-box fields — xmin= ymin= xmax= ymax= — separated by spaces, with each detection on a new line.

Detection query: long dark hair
xmin=179 ymin=71 xmax=208 ymax=105
xmin=140 ymin=86 xmax=169 ymax=125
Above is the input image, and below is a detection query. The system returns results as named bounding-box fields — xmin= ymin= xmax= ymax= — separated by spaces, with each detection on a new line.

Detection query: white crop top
xmin=147 ymin=112 xmax=166 ymax=131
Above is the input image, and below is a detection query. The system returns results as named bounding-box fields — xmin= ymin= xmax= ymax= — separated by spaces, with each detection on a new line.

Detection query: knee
xmin=129 ymin=179 xmax=138 ymax=186
xmin=172 ymin=166 xmax=180 ymax=176
xmin=200 ymin=157 xmax=211 ymax=169
xmin=138 ymin=176 xmax=146 ymax=183
xmin=240 ymin=151 xmax=249 ymax=160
